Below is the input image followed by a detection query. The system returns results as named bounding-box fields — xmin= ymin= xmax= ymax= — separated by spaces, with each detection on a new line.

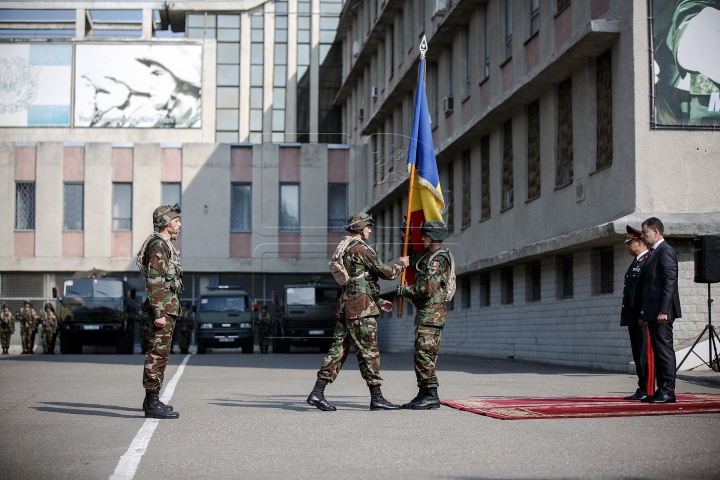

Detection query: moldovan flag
xmin=405 ymin=57 xmax=445 ymax=284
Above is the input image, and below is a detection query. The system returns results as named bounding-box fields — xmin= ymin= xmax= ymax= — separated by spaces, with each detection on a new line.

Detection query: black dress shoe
xmin=306 ymin=393 xmax=337 ymax=411
xmin=646 ymin=392 xmax=676 ymax=404
xmin=624 ymin=390 xmax=647 ymax=401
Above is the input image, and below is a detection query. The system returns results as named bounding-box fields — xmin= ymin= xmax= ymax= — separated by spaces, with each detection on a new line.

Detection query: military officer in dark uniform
xmin=620 ymin=225 xmax=650 ymax=400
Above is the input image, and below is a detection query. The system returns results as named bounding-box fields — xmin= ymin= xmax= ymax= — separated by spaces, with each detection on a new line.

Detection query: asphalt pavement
xmin=1 ymin=350 xmax=719 ymax=480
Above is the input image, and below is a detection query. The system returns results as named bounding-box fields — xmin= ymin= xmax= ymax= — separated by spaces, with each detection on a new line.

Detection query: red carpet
xmin=441 ymin=394 xmax=720 ymax=420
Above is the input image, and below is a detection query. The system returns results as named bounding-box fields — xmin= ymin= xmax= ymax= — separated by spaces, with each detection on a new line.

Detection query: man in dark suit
xmin=621 ymin=226 xmax=650 ymax=400
xmin=638 ymin=217 xmax=682 ymax=404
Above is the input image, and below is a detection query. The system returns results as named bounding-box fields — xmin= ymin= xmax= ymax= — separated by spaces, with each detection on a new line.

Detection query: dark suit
xmin=638 ymin=240 xmax=682 ymax=395
xmin=621 ymin=252 xmax=649 ymax=391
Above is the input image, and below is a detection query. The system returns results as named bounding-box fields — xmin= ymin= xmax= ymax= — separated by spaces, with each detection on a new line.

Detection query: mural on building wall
xmin=74 ymin=44 xmax=202 ymax=128
xmin=652 ymin=0 xmax=720 ymax=127
xmin=0 ymin=44 xmax=72 ymax=127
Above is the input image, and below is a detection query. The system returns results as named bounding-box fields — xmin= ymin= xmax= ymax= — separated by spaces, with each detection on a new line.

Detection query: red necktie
xmin=646 ymin=247 xmax=654 ymax=259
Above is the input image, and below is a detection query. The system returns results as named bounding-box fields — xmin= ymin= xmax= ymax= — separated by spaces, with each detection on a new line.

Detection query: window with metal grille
xmin=526 ymin=261 xmax=541 ymax=301
xmin=112 ymin=183 xmax=132 ymax=231
xmin=480 ymin=135 xmax=490 ymax=220
xmin=600 ymin=247 xmax=614 ymax=294
xmin=527 ymin=100 xmax=540 ymax=200
xmin=462 ymin=149 xmax=471 ymax=229
xmin=479 ymin=272 xmax=490 ymax=306
xmin=501 ymin=267 xmax=513 ymax=304
xmin=505 ymin=0 xmax=512 ymax=59
xmin=63 ymin=182 xmax=83 ymax=231
xmin=328 ymin=183 xmax=348 ymax=233
xmin=231 ymin=183 xmax=252 ymax=232
xmin=596 ymin=50 xmax=612 ymax=170
xmin=462 ymin=276 xmax=471 ymax=309
xmin=447 ymin=162 xmax=454 ymax=233
xmin=502 ymin=119 xmax=513 ymax=210
xmin=279 ymin=183 xmax=300 ymax=232
xmin=15 ymin=182 xmax=35 ymax=231
xmin=556 ymin=78 xmax=573 ymax=187
xmin=557 ymin=0 xmax=571 ymax=13
xmin=530 ymin=0 xmax=539 ymax=36
xmin=557 ymin=254 xmax=573 ymax=298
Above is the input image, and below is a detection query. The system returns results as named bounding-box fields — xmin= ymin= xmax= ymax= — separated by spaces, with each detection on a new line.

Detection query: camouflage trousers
xmin=317 ymin=316 xmax=383 ymax=387
xmin=139 ymin=323 xmax=150 ymax=353
xmin=258 ymin=330 xmax=272 ymax=351
xmin=143 ymin=315 xmax=176 ymax=393
xmin=41 ymin=328 xmax=57 ymax=353
xmin=1 ymin=330 xmax=11 ymax=350
xmin=21 ymin=324 xmax=35 ymax=352
xmin=414 ymin=324 xmax=443 ymax=388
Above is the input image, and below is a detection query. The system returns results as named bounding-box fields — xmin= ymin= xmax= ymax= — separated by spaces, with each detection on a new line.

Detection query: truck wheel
xmin=197 ymin=342 xmax=207 ymax=354
xmin=116 ymin=335 xmax=134 ymax=354
xmin=241 ymin=343 xmax=254 ymax=354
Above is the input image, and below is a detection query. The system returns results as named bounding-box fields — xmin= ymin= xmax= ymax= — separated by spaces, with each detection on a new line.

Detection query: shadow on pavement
xmin=208 ymin=394 xmax=370 ymax=412
xmin=32 ymin=401 xmax=143 ymax=418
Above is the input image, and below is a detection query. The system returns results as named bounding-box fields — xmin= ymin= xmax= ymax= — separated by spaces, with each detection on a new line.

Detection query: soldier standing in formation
xmin=1 ymin=304 xmax=15 ymax=354
xmin=174 ymin=302 xmax=194 ymax=354
xmin=40 ymin=303 xmax=58 ymax=354
xmin=307 ymin=212 xmax=409 ymax=411
xmin=137 ymin=204 xmax=183 ymax=420
xmin=620 ymin=225 xmax=650 ymax=400
xmin=17 ymin=301 xmax=39 ymax=354
xmin=255 ymin=305 xmax=273 ymax=354
xmin=397 ymin=220 xmax=455 ymax=410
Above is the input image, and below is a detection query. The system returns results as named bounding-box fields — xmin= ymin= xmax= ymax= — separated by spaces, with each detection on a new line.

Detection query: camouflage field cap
xmin=153 ymin=203 xmax=181 ymax=229
xmin=345 ymin=212 xmax=375 ymax=233
xmin=419 ymin=220 xmax=449 ymax=241
xmin=44 ymin=302 xmax=53 ymax=310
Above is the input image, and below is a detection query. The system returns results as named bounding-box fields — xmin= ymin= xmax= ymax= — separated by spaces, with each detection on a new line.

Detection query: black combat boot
xmin=369 ymin=385 xmax=401 ymax=411
xmin=402 ymin=388 xmax=428 ymax=409
xmin=143 ymin=392 xmax=179 ymax=419
xmin=306 ymin=379 xmax=336 ymax=411
xmin=408 ymin=387 xmax=440 ymax=410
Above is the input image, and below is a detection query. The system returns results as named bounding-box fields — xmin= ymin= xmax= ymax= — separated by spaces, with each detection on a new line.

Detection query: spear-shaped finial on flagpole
xmin=419 ymin=35 xmax=428 ymax=60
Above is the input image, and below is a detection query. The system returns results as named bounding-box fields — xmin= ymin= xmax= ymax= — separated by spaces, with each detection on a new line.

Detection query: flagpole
xmin=398 ymin=36 xmax=428 ymax=316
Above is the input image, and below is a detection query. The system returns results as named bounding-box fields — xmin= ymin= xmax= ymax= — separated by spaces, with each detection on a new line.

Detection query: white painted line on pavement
xmin=109 ymin=354 xmax=192 ymax=480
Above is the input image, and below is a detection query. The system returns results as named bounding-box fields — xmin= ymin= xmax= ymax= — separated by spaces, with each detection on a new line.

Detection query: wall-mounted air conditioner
xmin=443 ymin=96 xmax=454 ymax=116
xmin=358 ymin=108 xmax=364 ymax=122
xmin=371 ymin=86 xmax=378 ymax=99
xmin=433 ymin=0 xmax=448 ymax=17
xmin=353 ymin=40 xmax=362 ymax=57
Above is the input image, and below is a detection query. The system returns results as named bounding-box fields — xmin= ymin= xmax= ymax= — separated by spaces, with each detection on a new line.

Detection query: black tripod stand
xmin=676 ymin=284 xmax=720 ymax=372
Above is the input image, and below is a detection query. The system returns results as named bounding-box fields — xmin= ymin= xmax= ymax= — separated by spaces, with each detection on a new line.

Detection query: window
xmin=483 ymin=4 xmax=490 ymax=78
xmin=596 ymin=50 xmax=612 ymax=170
xmin=505 ymin=0 xmax=512 ymax=59
xmin=279 ymin=183 xmax=300 ymax=232
xmin=328 ymin=183 xmax=348 ymax=232
xmin=398 ymin=9 xmax=404 ymax=56
xmin=112 ymin=183 xmax=132 ymax=231
xmin=461 ymin=277 xmax=471 ymax=309
xmin=297 ymin=0 xmax=312 ymax=142
xmin=464 ymin=27 xmax=471 ymax=97
xmin=447 ymin=45 xmax=453 ymax=96
xmin=389 ymin=25 xmax=394 ymax=74
xmin=462 ymin=149 xmax=471 ymax=229
xmin=479 ymin=272 xmax=491 ymax=306
xmin=15 ymin=182 xmax=35 ymax=230
xmin=501 ymin=267 xmax=513 ymax=304
xmin=527 ymin=100 xmax=540 ymax=200
xmin=502 ymin=119 xmax=513 ymax=210
xmin=214 ymin=13 xmax=240 ymax=142
xmin=530 ymin=0 xmax=539 ymax=36
xmin=557 ymin=0 xmax=571 ymax=13
xmin=431 ymin=61 xmax=439 ymax=124
xmin=446 ymin=162 xmax=454 ymax=233
xmin=249 ymin=13 xmax=264 ymax=142
xmin=595 ymin=247 xmax=614 ymax=294
xmin=231 ymin=183 xmax=252 ymax=232
xmin=161 ymin=182 xmax=181 ymax=208
xmin=273 ymin=2 xmax=289 ymax=143
xmin=63 ymin=183 xmax=83 ymax=231
xmin=480 ymin=135 xmax=490 ymax=220
xmin=558 ymin=254 xmax=573 ymax=298
xmin=557 ymin=77 xmax=573 ymax=186
xmin=526 ymin=261 xmax=541 ymax=302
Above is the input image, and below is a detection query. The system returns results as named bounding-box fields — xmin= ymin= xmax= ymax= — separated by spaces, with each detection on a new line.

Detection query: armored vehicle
xmin=195 ymin=286 xmax=254 ymax=354
xmin=58 ymin=276 xmax=137 ymax=354
xmin=272 ymin=281 xmax=341 ymax=353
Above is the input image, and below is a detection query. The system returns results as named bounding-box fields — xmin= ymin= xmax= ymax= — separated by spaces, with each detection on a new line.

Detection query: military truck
xmin=272 ymin=281 xmax=341 ymax=353
xmin=57 ymin=276 xmax=137 ymax=354
xmin=195 ymin=286 xmax=254 ymax=354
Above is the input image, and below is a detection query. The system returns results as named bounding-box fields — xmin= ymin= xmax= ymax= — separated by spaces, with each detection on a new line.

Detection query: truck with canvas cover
xmin=195 ymin=286 xmax=254 ymax=354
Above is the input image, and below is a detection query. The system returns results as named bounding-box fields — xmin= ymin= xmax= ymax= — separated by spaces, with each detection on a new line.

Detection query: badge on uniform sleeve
xmin=431 ymin=260 xmax=440 ymax=267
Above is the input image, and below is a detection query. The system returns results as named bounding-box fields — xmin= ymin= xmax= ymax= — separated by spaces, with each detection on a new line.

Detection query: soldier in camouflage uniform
xmin=255 ymin=306 xmax=273 ymax=354
xmin=40 ymin=303 xmax=58 ymax=354
xmin=137 ymin=204 xmax=183 ymax=420
xmin=307 ymin=212 xmax=409 ymax=411
xmin=138 ymin=310 xmax=151 ymax=354
xmin=1 ymin=304 xmax=15 ymax=354
xmin=17 ymin=301 xmax=39 ymax=354
xmin=173 ymin=303 xmax=193 ymax=354
xmin=397 ymin=220 xmax=454 ymax=410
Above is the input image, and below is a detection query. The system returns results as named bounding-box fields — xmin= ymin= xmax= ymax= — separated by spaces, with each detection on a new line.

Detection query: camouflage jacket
xmin=340 ymin=239 xmax=405 ymax=320
xmin=1 ymin=311 xmax=15 ymax=333
xmin=140 ymin=234 xmax=183 ymax=319
xmin=254 ymin=313 xmax=274 ymax=334
xmin=41 ymin=311 xmax=58 ymax=331
xmin=404 ymin=249 xmax=452 ymax=326
xmin=18 ymin=307 xmax=39 ymax=328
